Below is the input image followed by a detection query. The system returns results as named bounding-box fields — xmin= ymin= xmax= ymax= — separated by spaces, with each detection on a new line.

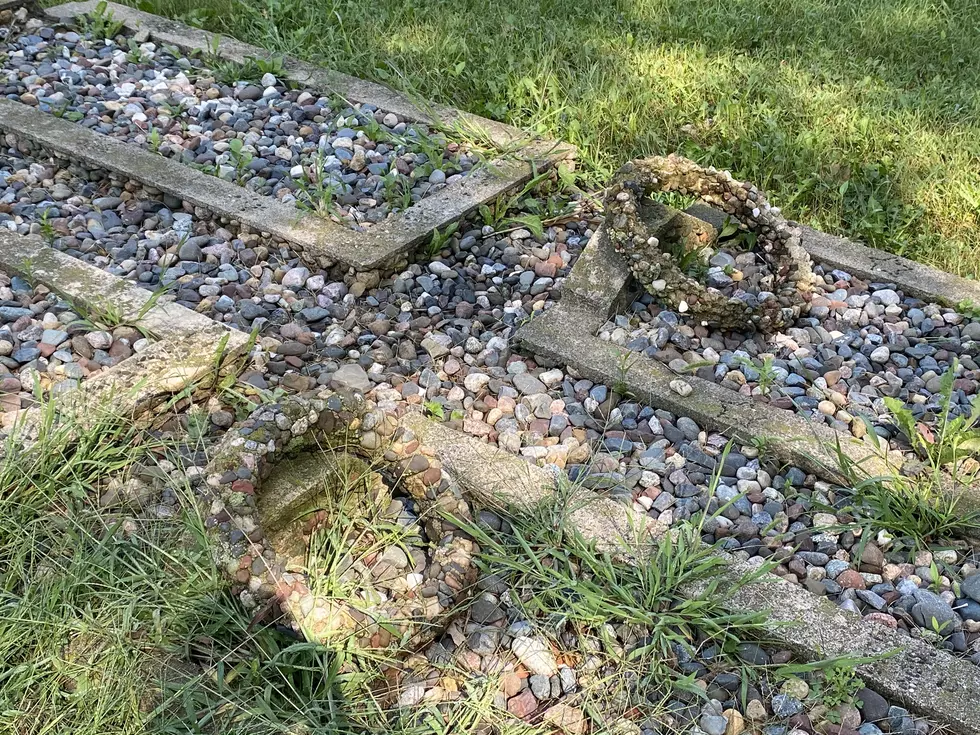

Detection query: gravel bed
xmin=407 ymin=519 xmax=939 ymax=735
xmin=0 ymin=267 xmax=146 ymax=422
xmin=5 ymin=12 xmax=976 ymax=679
xmin=6 ymin=138 xmax=977 ymax=660
xmin=599 ymin=262 xmax=980 ymax=443
xmin=129 ymin=390 xmax=945 ymax=735
xmin=0 ymin=142 xmax=586 ymax=400
xmin=385 ymin=357 xmax=980 ymax=663
xmin=2 ymin=23 xmax=481 ymax=230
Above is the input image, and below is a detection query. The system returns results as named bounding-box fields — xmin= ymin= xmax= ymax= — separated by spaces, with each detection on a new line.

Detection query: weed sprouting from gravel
xmin=456 ymin=484 xmax=771 ymax=730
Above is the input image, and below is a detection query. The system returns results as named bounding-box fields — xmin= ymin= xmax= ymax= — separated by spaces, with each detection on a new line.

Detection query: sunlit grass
xmin=104 ymin=0 xmax=980 ymax=276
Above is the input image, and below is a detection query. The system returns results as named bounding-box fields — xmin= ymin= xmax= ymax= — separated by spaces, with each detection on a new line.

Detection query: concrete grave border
xmin=404 ymin=412 xmax=980 ymax=735
xmin=199 ymin=389 xmax=478 ymax=650
xmin=0 ymin=230 xmax=250 ymax=441
xmin=517 ymin=210 xmax=980 ymax=511
xmin=8 ymin=1 xmax=575 ymax=274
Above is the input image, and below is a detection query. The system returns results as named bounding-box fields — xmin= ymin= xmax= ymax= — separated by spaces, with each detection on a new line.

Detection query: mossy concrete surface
xmin=519 ymin=299 xmax=901 ymax=489
xmin=0 ymin=229 xmax=247 ymax=347
xmin=0 ymin=230 xmax=249 ymax=441
xmin=32 ymin=2 xmax=575 ymax=272
xmin=403 ymin=410 xmax=669 ymax=551
xmin=407 ymin=414 xmax=980 ymax=735
xmin=258 ymin=451 xmax=387 ymax=568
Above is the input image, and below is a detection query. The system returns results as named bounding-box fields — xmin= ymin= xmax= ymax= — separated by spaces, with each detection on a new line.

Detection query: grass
xmin=454 ymin=470 xmax=777 ymax=730
xmin=816 ymin=393 xmax=980 ymax=556
xmin=111 ymin=0 xmax=980 ymax=277
xmin=0 ymin=389 xmax=789 ymax=734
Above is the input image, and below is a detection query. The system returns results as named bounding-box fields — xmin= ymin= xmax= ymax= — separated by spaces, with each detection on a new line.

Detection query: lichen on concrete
xmin=604 ymin=154 xmax=814 ymax=332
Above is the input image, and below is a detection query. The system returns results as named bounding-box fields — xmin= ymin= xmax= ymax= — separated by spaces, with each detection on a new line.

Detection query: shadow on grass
xmin=94 ymin=0 xmax=980 ymax=275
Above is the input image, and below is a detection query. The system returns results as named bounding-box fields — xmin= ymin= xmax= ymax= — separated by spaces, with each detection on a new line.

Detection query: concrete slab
xmin=0 ymin=231 xmax=250 ymax=440
xmin=25 ymin=2 xmax=574 ymax=273
xmin=406 ymin=414 xmax=980 ymax=735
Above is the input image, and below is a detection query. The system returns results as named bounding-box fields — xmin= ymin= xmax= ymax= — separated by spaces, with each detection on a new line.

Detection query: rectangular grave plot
xmin=1 ymin=2 xmax=573 ymax=272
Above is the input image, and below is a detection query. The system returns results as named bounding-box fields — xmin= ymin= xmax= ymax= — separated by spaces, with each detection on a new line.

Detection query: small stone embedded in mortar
xmin=604 ymin=154 xmax=814 ymax=332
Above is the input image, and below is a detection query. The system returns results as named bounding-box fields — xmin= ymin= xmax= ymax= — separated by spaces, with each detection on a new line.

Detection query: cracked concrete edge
xmin=403 ymin=413 xmax=980 ymax=735
xmin=0 ymin=231 xmax=250 ymax=438
xmin=722 ymin=554 xmax=980 ymax=735
xmin=38 ymin=2 xmax=575 ymax=271
xmin=685 ymin=203 xmax=980 ymax=308
xmin=800 ymin=225 xmax=980 ymax=307
xmin=0 ymin=229 xmax=247 ymax=346
xmin=402 ymin=411 xmax=669 ymax=552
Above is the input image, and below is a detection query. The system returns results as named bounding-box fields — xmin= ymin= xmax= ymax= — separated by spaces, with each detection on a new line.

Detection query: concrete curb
xmin=0 ymin=230 xmax=250 ymax=438
xmin=0 ymin=99 xmax=560 ymax=273
xmin=518 ymin=213 xmax=980 ymax=511
xmin=27 ymin=2 xmax=574 ymax=273
xmin=405 ymin=413 xmax=980 ymax=735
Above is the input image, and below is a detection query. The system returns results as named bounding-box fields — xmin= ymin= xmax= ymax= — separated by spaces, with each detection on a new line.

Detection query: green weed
xmin=78 ymin=0 xmax=124 ymax=40
xmin=133 ymin=0 xmax=980 ymax=277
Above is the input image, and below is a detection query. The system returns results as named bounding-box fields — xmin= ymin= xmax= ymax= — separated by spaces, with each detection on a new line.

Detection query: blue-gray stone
xmin=0 ymin=306 xmax=32 ymax=321
xmin=771 ymin=694 xmax=803 ymax=718
xmin=961 ymin=572 xmax=980 ymax=602
xmin=955 ymin=598 xmax=980 ymax=622
xmin=910 ymin=588 xmax=957 ymax=634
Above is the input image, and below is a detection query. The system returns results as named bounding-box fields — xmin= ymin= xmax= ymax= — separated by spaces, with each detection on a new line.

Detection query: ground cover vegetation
xmin=113 ymin=0 xmax=980 ymax=277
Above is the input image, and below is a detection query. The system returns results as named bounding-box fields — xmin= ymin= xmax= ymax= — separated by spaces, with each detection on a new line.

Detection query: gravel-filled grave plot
xmin=595 ymin=155 xmax=980 ymax=458
xmin=6 ymin=132 xmax=979 ymax=662
xmin=0 ymin=136 xmax=590 ymax=416
xmin=399 ymin=356 xmax=980 ymax=665
xmin=0 ymin=266 xmax=147 ymax=420
xmin=598 ymin=261 xmax=980 ymax=448
xmin=1 ymin=23 xmax=487 ymax=231
xmin=185 ymin=391 xmax=947 ymax=735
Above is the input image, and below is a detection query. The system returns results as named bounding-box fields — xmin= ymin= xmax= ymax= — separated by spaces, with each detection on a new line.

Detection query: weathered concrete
xmin=0 ymin=228 xmax=245 ymax=345
xmin=686 ymin=203 xmax=980 ymax=308
xmin=26 ymin=2 xmax=573 ymax=272
xmin=258 ymin=452 xmax=387 ymax=568
xmin=519 ymin=298 xmax=900 ymax=489
xmin=0 ymin=231 xmax=249 ymax=437
xmin=519 ymin=215 xmax=980 ymax=512
xmin=407 ymin=414 xmax=980 ymax=735
xmin=404 ymin=411 xmax=668 ymax=551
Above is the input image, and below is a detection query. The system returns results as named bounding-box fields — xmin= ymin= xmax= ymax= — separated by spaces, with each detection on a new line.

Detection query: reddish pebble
xmin=231 ymin=479 xmax=254 ymax=495
xmin=507 ymin=689 xmax=538 ymax=718
xmin=864 ymin=612 xmax=898 ymax=628
xmin=836 ymin=570 xmax=866 ymax=590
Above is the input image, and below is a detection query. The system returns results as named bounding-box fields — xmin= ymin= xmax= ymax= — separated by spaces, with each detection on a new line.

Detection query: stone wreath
xmin=200 ymin=390 xmax=477 ymax=650
xmin=604 ymin=154 xmax=815 ymax=332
